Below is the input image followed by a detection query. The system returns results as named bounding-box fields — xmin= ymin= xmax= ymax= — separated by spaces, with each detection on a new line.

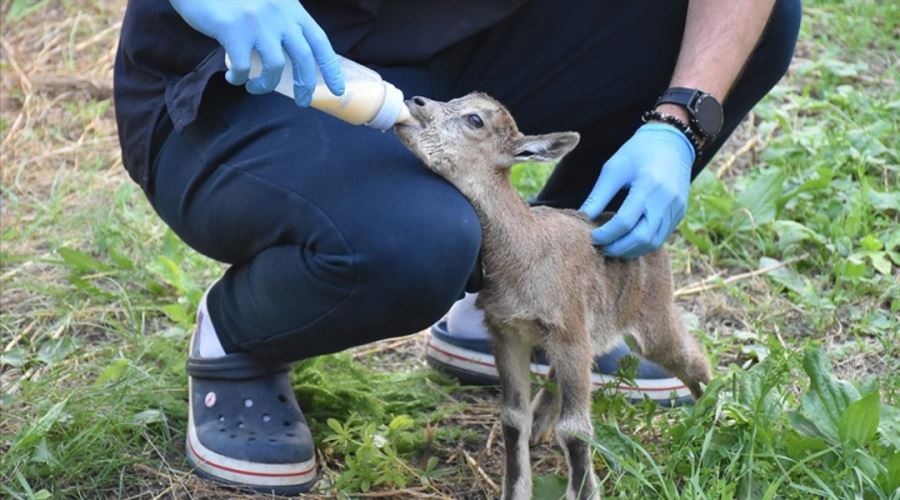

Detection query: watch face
xmin=695 ymin=94 xmax=724 ymax=138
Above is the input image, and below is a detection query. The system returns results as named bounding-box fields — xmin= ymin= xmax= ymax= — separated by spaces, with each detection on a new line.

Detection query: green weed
xmin=575 ymin=345 xmax=900 ymax=499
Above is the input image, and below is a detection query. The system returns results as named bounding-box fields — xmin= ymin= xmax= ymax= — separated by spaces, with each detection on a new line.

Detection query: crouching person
xmin=113 ymin=0 xmax=799 ymax=492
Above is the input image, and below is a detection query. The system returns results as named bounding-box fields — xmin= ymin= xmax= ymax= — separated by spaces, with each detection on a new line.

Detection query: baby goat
xmin=396 ymin=93 xmax=711 ymax=500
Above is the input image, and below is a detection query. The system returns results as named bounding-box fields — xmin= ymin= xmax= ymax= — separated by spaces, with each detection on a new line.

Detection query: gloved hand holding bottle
xmin=579 ymin=123 xmax=695 ymax=259
xmin=168 ymin=0 xmax=345 ymax=106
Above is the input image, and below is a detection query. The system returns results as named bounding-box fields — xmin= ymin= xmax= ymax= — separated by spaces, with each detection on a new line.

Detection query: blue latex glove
xmin=579 ymin=123 xmax=695 ymax=259
xmin=169 ymin=0 xmax=344 ymax=106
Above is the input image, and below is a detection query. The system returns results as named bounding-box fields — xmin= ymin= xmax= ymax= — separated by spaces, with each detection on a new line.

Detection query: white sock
xmin=446 ymin=292 xmax=488 ymax=339
xmin=196 ymin=291 xmax=226 ymax=358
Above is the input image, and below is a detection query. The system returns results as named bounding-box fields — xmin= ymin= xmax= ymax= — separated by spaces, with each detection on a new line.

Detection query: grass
xmin=1 ymin=0 xmax=898 ymax=498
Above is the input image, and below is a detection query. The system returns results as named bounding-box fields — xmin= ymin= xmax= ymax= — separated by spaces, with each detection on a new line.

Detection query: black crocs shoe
xmin=186 ymin=333 xmax=316 ymax=494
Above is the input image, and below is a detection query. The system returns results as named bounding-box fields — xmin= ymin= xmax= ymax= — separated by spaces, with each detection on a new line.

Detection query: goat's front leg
xmin=492 ymin=330 xmax=534 ymax=500
xmin=546 ymin=326 xmax=600 ymax=500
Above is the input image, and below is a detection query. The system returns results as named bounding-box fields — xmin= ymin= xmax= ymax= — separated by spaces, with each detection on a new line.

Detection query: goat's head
xmin=395 ymin=92 xmax=579 ymax=183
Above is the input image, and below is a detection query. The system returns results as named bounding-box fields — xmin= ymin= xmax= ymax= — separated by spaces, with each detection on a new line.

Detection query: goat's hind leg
xmin=530 ymin=366 xmax=561 ymax=445
xmin=546 ymin=326 xmax=600 ymax=500
xmin=493 ymin=330 xmax=535 ymax=500
xmin=634 ymin=306 xmax=711 ymax=400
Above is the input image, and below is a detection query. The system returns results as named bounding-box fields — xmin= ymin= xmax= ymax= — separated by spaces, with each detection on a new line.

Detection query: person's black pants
xmin=148 ymin=0 xmax=801 ymax=360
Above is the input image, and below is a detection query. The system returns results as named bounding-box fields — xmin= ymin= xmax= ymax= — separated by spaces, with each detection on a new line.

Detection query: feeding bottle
xmin=226 ymin=52 xmax=412 ymax=131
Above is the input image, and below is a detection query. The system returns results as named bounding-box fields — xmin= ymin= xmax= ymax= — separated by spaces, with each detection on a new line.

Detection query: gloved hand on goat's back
xmin=580 ymin=123 xmax=695 ymax=259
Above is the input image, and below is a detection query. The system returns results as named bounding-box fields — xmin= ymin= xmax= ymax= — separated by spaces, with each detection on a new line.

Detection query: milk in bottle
xmin=226 ymin=52 xmax=413 ymax=131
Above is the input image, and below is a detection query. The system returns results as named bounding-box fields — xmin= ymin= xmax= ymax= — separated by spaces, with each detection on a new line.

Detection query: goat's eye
xmin=466 ymin=114 xmax=484 ymax=129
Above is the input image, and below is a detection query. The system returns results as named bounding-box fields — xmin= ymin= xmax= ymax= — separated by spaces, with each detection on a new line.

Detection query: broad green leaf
xmin=859 ymin=234 xmax=884 ymax=252
xmin=761 ymin=257 xmax=813 ymax=301
xmin=0 ymin=347 xmax=27 ymax=368
xmin=67 ymin=275 xmax=113 ymax=299
xmin=838 ymin=391 xmax=880 ymax=447
xmin=838 ymin=256 xmax=867 ymax=280
xmin=879 ymin=405 xmax=900 ymax=450
xmin=799 ymin=346 xmax=860 ymax=442
xmin=7 ymin=0 xmax=50 ymax=21
xmin=736 ymin=360 xmax=782 ymax=424
xmin=160 ymin=303 xmax=193 ymax=327
xmin=148 ymin=256 xmax=186 ymax=291
xmin=888 ymin=251 xmax=900 ymax=266
xmin=868 ymin=189 xmax=900 ymax=213
xmin=107 ymin=246 xmax=135 ymax=270
xmin=58 ymin=247 xmax=106 ymax=273
xmin=785 ymin=427 xmax=829 ymax=460
xmin=791 ymin=173 xmax=832 ymax=196
xmin=37 ymin=338 xmax=78 ymax=365
xmin=533 ymin=474 xmax=567 ymax=500
xmin=161 ymin=229 xmax=184 ymax=261
xmin=679 ymin=223 xmax=711 ymax=253
xmin=132 ymin=409 xmax=166 ymax=425
xmin=735 ymin=169 xmax=787 ymax=228
xmin=147 ymin=254 xmax=201 ymax=305
xmin=881 ymin=453 xmax=900 ymax=494
xmin=884 ymin=229 xmax=900 ymax=251
xmin=96 ymin=358 xmax=130 ymax=384
xmin=31 ymin=437 xmax=55 ymax=464
xmin=868 ymin=252 xmax=893 ymax=275
xmin=761 ymin=257 xmax=801 ymax=292
xmin=823 ymin=59 xmax=862 ymax=78
xmin=705 ymin=194 xmax=735 ymax=215
xmin=773 ymin=220 xmax=826 ymax=249
xmin=788 ymin=412 xmax=829 ymax=440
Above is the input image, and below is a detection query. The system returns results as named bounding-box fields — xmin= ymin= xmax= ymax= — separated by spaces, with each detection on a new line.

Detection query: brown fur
xmin=396 ymin=94 xmax=711 ymax=500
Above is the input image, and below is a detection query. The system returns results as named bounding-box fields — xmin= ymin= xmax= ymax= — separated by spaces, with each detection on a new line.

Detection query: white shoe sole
xmin=426 ymin=335 xmax=692 ymax=401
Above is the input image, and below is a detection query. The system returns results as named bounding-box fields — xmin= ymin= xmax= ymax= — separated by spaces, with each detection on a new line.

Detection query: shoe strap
xmin=187 ymin=352 xmax=292 ymax=380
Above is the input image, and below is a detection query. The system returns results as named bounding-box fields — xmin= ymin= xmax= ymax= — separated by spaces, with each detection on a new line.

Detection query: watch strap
xmin=655 ymin=87 xmax=723 ymax=142
xmin=656 ymin=87 xmax=700 ymax=108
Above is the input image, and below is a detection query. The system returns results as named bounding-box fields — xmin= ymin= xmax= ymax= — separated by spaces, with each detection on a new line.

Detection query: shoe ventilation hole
xmin=219 ymin=428 xmax=225 ymax=432
xmin=269 ymin=438 xmax=278 ymax=443
xmin=230 ymin=434 xmax=237 ymax=439
xmin=277 ymin=394 xmax=287 ymax=403
xmin=243 ymin=398 xmax=254 ymax=408
xmin=248 ymin=437 xmax=256 ymax=442
xmin=262 ymin=413 xmax=271 ymax=423
xmin=286 ymin=433 xmax=295 ymax=437
xmin=237 ymin=422 xmax=245 ymax=429
xmin=283 ymin=421 xmax=291 ymax=427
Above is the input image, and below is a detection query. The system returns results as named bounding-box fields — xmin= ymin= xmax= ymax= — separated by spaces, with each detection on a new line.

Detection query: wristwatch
xmin=654 ymin=87 xmax=724 ymax=143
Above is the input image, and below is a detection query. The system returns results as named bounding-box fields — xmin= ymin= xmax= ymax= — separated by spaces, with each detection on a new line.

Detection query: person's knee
xmin=361 ymin=192 xmax=482 ymax=330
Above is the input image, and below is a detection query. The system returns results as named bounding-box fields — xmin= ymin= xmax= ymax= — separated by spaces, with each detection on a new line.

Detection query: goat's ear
xmin=511 ymin=132 xmax=580 ymax=164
